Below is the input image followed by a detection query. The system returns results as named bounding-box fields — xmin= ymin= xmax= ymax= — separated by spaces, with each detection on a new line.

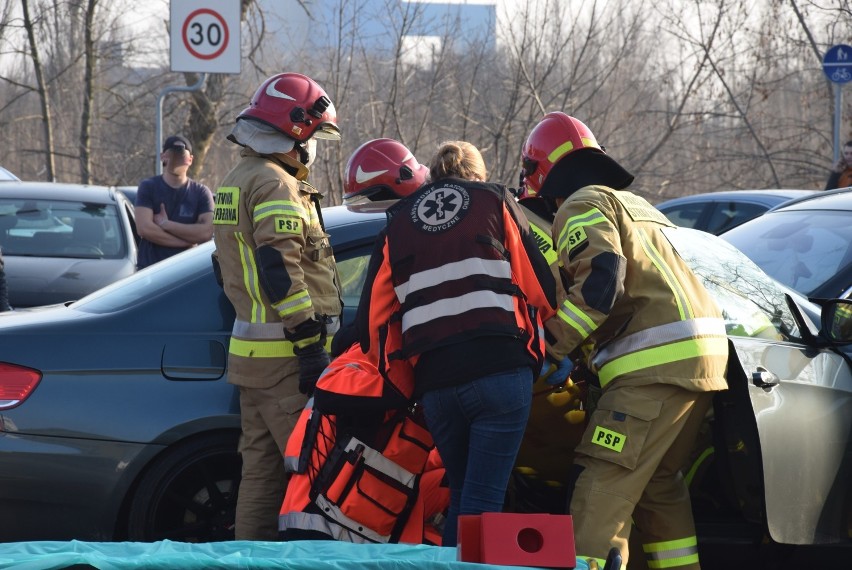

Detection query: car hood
xmin=4 ymin=256 xmax=135 ymax=308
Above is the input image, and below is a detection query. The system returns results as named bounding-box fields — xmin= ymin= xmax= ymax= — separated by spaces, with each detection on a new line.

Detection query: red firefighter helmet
xmin=519 ymin=112 xmax=602 ymax=199
xmin=236 ymin=73 xmax=340 ymax=142
xmin=343 ymin=138 xmax=429 ymax=203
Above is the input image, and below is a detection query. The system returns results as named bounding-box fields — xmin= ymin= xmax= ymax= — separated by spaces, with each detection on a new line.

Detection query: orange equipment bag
xmin=308 ymin=408 xmax=434 ymax=543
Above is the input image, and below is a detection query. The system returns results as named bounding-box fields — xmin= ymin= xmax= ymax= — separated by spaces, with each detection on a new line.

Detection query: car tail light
xmin=0 ymin=363 xmax=42 ymax=410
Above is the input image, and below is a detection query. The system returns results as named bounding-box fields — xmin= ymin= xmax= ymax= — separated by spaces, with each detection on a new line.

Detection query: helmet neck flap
xmin=538 ymin=148 xmax=634 ymax=199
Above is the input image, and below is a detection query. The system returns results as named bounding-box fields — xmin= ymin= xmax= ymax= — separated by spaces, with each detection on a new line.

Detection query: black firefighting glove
xmin=285 ymin=318 xmax=330 ymax=396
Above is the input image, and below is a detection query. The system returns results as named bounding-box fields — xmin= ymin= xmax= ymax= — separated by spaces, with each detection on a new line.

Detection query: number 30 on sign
xmin=170 ymin=0 xmax=240 ymax=74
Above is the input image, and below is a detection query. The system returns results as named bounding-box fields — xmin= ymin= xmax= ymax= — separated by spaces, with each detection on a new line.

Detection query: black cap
xmin=163 ymin=135 xmax=192 ymax=154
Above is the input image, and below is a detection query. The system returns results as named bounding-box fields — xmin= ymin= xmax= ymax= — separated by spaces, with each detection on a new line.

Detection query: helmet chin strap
xmin=295 ymin=138 xmax=317 ymax=167
xmin=295 ymin=142 xmax=309 ymax=165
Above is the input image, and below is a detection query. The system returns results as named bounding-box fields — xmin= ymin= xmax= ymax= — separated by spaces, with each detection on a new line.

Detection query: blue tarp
xmin=0 ymin=540 xmax=591 ymax=570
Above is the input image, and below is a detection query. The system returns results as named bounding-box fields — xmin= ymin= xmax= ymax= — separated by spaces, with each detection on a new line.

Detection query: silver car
xmin=0 ymin=182 xmax=138 ymax=308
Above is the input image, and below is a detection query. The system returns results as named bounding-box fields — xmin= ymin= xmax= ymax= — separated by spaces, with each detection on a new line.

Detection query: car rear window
xmin=0 ymin=198 xmax=126 ymax=259
xmin=705 ymin=201 xmax=767 ymax=234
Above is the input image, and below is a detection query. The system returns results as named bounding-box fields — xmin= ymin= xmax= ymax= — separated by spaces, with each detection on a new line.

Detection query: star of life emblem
xmin=411 ymin=184 xmax=470 ymax=233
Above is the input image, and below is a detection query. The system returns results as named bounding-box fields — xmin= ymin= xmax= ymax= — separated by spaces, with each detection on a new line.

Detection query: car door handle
xmin=752 ymin=367 xmax=780 ymax=390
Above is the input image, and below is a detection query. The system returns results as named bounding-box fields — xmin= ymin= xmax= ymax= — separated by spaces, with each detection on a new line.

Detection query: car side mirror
xmin=821 ymin=299 xmax=852 ymax=344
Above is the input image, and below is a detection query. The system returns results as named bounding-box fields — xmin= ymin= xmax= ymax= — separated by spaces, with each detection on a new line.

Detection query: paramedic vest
xmin=385 ymin=180 xmax=539 ymax=359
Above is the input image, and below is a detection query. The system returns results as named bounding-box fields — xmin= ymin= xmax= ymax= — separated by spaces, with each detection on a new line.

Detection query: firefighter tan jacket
xmin=547 ymin=185 xmax=728 ymax=391
xmin=212 ymin=148 xmax=342 ymax=388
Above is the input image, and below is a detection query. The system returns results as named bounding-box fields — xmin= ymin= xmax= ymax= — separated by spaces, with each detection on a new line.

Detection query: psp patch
xmin=591 ymin=426 xmax=626 ymax=452
xmin=275 ymin=216 xmax=302 ymax=234
xmin=410 ymin=184 xmax=470 ymax=233
xmin=566 ymin=224 xmax=588 ymax=254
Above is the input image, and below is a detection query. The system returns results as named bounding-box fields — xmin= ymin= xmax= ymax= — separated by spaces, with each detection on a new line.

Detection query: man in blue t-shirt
xmin=135 ymin=135 xmax=214 ymax=269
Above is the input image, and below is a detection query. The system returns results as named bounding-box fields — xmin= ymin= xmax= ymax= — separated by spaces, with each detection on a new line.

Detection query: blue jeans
xmin=421 ymin=366 xmax=533 ymax=546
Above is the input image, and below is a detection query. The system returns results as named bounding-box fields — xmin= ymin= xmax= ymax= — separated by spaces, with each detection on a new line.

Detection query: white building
xmin=258 ymin=0 xmax=502 ymax=58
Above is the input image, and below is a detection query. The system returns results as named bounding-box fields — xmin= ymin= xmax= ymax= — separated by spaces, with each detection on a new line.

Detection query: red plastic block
xmin=457 ymin=512 xmax=576 ymax=568
xmin=457 ymin=515 xmax=482 ymax=563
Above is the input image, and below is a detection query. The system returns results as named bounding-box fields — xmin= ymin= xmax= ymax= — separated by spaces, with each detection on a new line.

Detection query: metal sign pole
xmin=824 ymin=44 xmax=852 ymax=166
xmin=835 ymin=83 xmax=843 ymax=165
xmin=154 ymin=73 xmax=208 ymax=175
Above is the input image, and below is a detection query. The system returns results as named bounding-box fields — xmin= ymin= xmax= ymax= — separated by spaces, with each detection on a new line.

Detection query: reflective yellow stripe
xmin=557 ymin=298 xmax=597 ymax=339
xmin=253 ymin=200 xmax=306 ymax=223
xmin=647 ymin=554 xmax=699 ymax=569
xmin=684 ymin=446 xmax=714 ymax=488
xmin=598 ymin=336 xmax=728 ymax=387
xmin=229 ymin=336 xmax=332 ymax=358
xmin=644 ymin=536 xmax=699 ymax=569
xmin=637 ymin=229 xmax=693 ymax=320
xmin=236 ymin=232 xmax=265 ymax=323
xmin=230 ymin=337 xmax=296 ymax=358
xmin=548 ymin=141 xmax=574 ymax=163
xmin=292 ymin=335 xmax=321 ymax=349
xmin=557 ymin=208 xmax=607 ymax=253
xmin=272 ymin=289 xmax=312 ymax=318
xmin=593 ymin=318 xmax=725 ymax=367
xmin=644 ymin=536 xmax=698 ymax=553
xmin=576 ymin=556 xmax=609 ymax=570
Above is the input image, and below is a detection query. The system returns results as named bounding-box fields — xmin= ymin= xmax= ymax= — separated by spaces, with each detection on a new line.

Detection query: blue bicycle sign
xmin=823 ymin=44 xmax=852 ymax=84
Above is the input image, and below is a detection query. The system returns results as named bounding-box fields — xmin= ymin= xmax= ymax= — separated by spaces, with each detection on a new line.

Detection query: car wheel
xmin=126 ymin=432 xmax=241 ymax=542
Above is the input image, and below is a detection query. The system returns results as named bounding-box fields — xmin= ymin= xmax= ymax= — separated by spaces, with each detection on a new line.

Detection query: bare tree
xmin=21 ymin=0 xmax=56 ymax=181
xmin=183 ymin=0 xmax=258 ymax=180
xmin=3 ymin=0 xmax=852 ymax=198
xmin=79 ymin=0 xmax=98 ymax=183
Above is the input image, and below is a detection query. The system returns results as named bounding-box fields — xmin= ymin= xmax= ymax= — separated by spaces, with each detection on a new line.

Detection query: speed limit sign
xmin=170 ymin=0 xmax=240 ymax=74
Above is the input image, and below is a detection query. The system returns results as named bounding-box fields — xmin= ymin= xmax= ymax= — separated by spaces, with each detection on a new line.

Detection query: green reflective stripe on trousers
xmin=646 ymin=553 xmax=699 ymax=569
xmin=577 ymin=556 xmax=609 ymax=569
xmin=598 ymin=336 xmax=728 ymax=387
xmin=229 ymin=336 xmax=332 ymax=358
xmin=644 ymin=536 xmax=699 ymax=568
xmin=684 ymin=446 xmax=714 ymax=488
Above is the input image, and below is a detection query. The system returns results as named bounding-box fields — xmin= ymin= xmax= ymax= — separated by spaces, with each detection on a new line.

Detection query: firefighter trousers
xmin=568 ymin=383 xmax=714 ymax=570
xmin=235 ymin=373 xmax=307 ymax=540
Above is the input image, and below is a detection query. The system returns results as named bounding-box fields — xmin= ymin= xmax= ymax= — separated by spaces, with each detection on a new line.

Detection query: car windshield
xmin=663 ymin=227 xmax=801 ymax=341
xmin=721 ymin=210 xmax=852 ymax=297
xmin=0 ymin=198 xmax=125 ymax=259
